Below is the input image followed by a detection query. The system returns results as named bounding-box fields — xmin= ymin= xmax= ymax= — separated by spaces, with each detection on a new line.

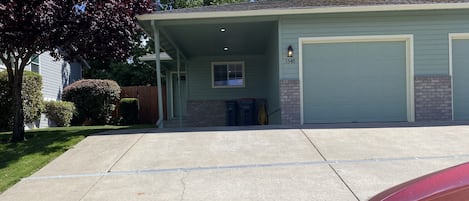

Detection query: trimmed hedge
xmin=120 ymin=98 xmax=138 ymax=125
xmin=22 ymin=71 xmax=45 ymax=124
xmin=44 ymin=101 xmax=76 ymax=127
xmin=0 ymin=71 xmax=44 ymax=131
xmin=62 ymin=79 xmax=120 ymax=125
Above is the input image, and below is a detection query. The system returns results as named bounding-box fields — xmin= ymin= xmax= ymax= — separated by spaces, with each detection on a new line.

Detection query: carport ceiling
xmin=163 ymin=21 xmax=276 ymax=57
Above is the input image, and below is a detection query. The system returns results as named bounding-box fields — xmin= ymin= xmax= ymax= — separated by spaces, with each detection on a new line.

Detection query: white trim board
xmin=448 ymin=33 xmax=469 ymax=121
xmin=138 ymin=3 xmax=469 ymax=21
xmin=298 ymin=34 xmax=415 ymax=125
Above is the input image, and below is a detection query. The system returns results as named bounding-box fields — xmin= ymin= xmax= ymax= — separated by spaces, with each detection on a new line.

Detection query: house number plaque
xmin=284 ymin=58 xmax=296 ymax=64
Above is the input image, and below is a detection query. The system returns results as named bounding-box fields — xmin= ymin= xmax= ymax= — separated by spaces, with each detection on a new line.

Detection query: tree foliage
xmin=0 ymin=0 xmax=152 ymax=142
xmin=83 ymin=31 xmax=157 ymax=86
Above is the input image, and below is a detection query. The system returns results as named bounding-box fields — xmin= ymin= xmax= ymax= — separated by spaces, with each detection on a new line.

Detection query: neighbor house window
xmin=30 ymin=54 xmax=39 ymax=73
xmin=212 ymin=61 xmax=245 ymax=88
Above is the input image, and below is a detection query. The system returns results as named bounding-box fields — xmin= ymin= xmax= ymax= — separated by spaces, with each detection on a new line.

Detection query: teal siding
xmin=187 ymin=55 xmax=269 ymax=100
xmin=303 ymin=41 xmax=407 ymax=123
xmin=280 ymin=10 xmax=469 ymax=79
xmin=452 ymin=39 xmax=469 ymax=120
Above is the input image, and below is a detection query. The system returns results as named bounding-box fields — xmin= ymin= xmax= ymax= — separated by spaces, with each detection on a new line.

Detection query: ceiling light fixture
xmin=220 ymin=28 xmax=226 ymax=32
xmin=223 ymin=47 xmax=229 ymax=51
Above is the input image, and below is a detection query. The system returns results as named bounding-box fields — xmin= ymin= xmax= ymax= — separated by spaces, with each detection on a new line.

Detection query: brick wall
xmin=414 ymin=76 xmax=452 ymax=121
xmin=280 ymin=80 xmax=300 ymax=125
xmin=185 ymin=100 xmax=226 ymax=127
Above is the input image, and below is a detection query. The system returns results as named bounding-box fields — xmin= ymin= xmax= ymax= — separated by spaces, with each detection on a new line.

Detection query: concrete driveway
xmin=2 ymin=123 xmax=469 ymax=201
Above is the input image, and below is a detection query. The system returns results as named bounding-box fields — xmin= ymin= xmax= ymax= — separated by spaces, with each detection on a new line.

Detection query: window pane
xmin=227 ymin=64 xmax=243 ymax=86
xmin=31 ymin=54 xmax=39 ymax=64
xmin=31 ymin=63 xmax=39 ymax=73
xmin=214 ymin=64 xmax=228 ymax=86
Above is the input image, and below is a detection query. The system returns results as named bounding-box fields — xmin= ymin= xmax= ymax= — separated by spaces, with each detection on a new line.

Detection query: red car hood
xmin=369 ymin=162 xmax=469 ymax=201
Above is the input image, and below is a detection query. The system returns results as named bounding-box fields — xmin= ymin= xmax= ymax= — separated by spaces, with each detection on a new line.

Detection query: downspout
xmin=77 ymin=55 xmax=91 ymax=69
xmin=151 ymin=20 xmax=164 ymax=128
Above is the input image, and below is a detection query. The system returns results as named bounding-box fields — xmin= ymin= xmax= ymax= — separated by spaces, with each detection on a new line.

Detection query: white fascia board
xmin=137 ymin=3 xmax=469 ymax=21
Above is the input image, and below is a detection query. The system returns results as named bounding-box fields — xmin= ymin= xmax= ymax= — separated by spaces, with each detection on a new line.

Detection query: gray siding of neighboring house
xmin=38 ymin=53 xmax=82 ymax=128
xmin=279 ymin=9 xmax=469 ymax=79
xmin=41 ymin=53 xmax=69 ymax=100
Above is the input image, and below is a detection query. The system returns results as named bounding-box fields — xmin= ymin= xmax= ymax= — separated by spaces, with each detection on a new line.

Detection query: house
xmin=137 ymin=0 xmax=469 ymax=127
xmin=0 ymin=52 xmax=82 ymax=128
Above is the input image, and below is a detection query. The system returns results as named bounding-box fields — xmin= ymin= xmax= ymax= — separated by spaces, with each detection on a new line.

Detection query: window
xmin=212 ymin=61 xmax=245 ymax=88
xmin=30 ymin=54 xmax=39 ymax=73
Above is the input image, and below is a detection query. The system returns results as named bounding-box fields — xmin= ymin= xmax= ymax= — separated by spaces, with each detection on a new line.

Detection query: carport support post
xmin=151 ymin=20 xmax=164 ymax=128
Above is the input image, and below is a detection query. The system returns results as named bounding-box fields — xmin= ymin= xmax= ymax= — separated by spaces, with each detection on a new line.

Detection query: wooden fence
xmin=114 ymin=86 xmax=167 ymax=123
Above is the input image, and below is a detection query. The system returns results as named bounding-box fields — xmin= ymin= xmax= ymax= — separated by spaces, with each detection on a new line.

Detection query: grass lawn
xmin=0 ymin=125 xmax=153 ymax=193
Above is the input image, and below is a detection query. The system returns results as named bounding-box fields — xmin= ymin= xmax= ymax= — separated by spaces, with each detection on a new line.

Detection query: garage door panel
xmin=303 ymin=41 xmax=407 ymax=123
xmin=453 ymin=39 xmax=469 ymax=120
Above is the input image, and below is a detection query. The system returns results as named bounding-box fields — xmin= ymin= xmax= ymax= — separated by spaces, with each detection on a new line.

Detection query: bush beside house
xmin=119 ymin=98 xmax=139 ymax=125
xmin=62 ymin=79 xmax=121 ymax=125
xmin=0 ymin=71 xmax=44 ymax=131
xmin=44 ymin=101 xmax=76 ymax=127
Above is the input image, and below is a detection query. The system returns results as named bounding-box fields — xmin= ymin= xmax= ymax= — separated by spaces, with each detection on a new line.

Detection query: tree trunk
xmin=10 ymin=72 xmax=26 ymax=143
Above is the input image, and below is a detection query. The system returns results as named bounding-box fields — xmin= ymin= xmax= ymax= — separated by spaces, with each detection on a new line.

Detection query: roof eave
xmin=137 ymin=3 xmax=469 ymax=21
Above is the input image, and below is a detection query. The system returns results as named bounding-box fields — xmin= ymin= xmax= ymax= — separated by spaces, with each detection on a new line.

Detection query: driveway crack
xmin=78 ymin=175 xmax=104 ymax=201
xmin=180 ymin=171 xmax=188 ymax=201
xmin=106 ymin=134 xmax=145 ymax=172
xmin=300 ymin=128 xmax=360 ymax=201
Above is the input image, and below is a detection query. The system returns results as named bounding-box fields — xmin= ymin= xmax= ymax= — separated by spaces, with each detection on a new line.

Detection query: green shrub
xmin=62 ymin=79 xmax=120 ymax=125
xmin=0 ymin=71 xmax=44 ymax=131
xmin=120 ymin=98 xmax=139 ymax=125
xmin=22 ymin=71 xmax=45 ymax=124
xmin=0 ymin=72 xmax=12 ymax=131
xmin=44 ymin=101 xmax=76 ymax=127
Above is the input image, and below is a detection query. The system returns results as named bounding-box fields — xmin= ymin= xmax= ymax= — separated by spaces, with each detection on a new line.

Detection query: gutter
xmin=137 ymin=3 xmax=469 ymax=21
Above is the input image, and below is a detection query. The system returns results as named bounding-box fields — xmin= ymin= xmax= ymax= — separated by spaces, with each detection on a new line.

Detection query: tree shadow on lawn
xmin=0 ymin=128 xmax=113 ymax=171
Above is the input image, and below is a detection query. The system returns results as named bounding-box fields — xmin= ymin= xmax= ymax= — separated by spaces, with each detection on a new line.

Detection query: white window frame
xmin=211 ymin=61 xmax=245 ymax=88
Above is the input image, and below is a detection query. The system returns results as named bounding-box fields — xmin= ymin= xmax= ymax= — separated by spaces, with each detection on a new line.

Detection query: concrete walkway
xmin=2 ymin=124 xmax=469 ymax=201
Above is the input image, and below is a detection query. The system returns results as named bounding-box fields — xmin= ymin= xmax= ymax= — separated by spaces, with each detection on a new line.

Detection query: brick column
xmin=280 ymin=80 xmax=301 ymax=125
xmin=414 ymin=76 xmax=452 ymax=121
